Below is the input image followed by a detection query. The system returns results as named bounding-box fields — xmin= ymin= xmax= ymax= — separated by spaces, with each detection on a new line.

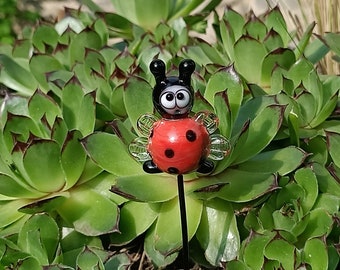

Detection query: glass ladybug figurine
xmin=129 ymin=59 xmax=230 ymax=175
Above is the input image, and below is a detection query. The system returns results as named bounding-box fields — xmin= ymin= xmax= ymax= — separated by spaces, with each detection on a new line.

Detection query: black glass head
xmin=149 ymin=59 xmax=195 ymax=119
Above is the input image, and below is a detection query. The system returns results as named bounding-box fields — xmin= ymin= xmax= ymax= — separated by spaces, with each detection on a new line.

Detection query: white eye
xmin=176 ymin=90 xmax=191 ymax=108
xmin=160 ymin=92 xmax=176 ymax=109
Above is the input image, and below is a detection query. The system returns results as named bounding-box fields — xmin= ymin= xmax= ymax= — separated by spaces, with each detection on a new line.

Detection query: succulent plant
xmin=0 ymin=1 xmax=339 ymax=269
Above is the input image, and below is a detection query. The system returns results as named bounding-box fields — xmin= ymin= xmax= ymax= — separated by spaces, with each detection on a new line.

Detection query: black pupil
xmin=166 ymin=93 xmax=174 ymax=101
xmin=177 ymin=92 xmax=184 ymax=100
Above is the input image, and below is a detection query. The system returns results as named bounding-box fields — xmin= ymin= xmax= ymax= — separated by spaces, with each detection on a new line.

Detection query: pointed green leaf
xmin=243 ymin=16 xmax=267 ymax=41
xmin=264 ymin=239 xmax=295 ymax=270
xmin=28 ymin=89 xmax=61 ymax=126
xmin=313 ymin=193 xmax=340 ymax=215
xmin=264 ymin=6 xmax=291 ymax=46
xmin=326 ymin=131 xmax=340 ymax=168
xmin=299 ymin=208 xmax=333 ymax=242
xmin=312 ymin=162 xmax=340 ymax=196
xmin=199 ymin=41 xmax=227 ymax=65
xmin=303 ymin=238 xmax=328 ymax=270
xmin=261 ymin=48 xmax=295 ymax=86
xmin=214 ymin=91 xmax=232 ymax=138
xmin=77 ymin=158 xmax=103 ymax=187
xmin=69 ymin=29 xmax=103 ymax=66
xmin=103 ymin=253 xmax=131 ymax=270
xmin=0 ymin=54 xmax=38 ymax=95
xmin=0 ymin=173 xmax=44 ymax=199
xmin=305 ymin=38 xmax=329 ymax=64
xmin=110 ymin=84 xmax=127 ymax=118
xmin=76 ymin=246 xmax=104 ymax=270
xmin=109 ymin=119 xmax=136 ymax=146
xmin=32 ymin=24 xmax=59 ymax=52
xmin=23 ymin=140 xmax=65 ymax=193
xmin=263 ymin=29 xmax=284 ymax=52
xmin=0 ymin=200 xmax=28 ymax=228
xmin=61 ymin=130 xmax=87 ymax=189
xmin=83 ymin=172 xmax=126 ymax=205
xmin=234 ymin=36 xmax=267 ymax=83
xmin=19 ymin=195 xmax=68 ymax=215
xmin=232 ymin=95 xmax=278 ymax=136
xmin=192 ymin=90 xmax=214 ymax=113
xmin=223 ymin=8 xmax=245 ymax=41
xmin=62 ymin=81 xmax=96 ymax=136
xmin=144 ymin=222 xmax=178 ymax=268
xmin=4 ymin=114 xmax=47 ymax=146
xmin=94 ymin=19 xmax=109 ymax=45
xmin=154 ymin=196 xmax=202 ymax=255
xmin=243 ymin=231 xmax=275 ymax=269
xmin=294 ymin=22 xmax=316 ymax=59
xmin=220 ymin=19 xmax=235 ymax=60
xmin=123 ymin=76 xmax=153 ymax=135
xmin=110 ymin=201 xmax=158 ymax=245
xmin=18 ymin=213 xmax=59 ymax=264
xmin=81 ymin=132 xmax=142 ymax=176
xmin=322 ymin=32 xmax=340 ymax=56
xmin=51 ymin=117 xmax=68 ymax=146
xmin=197 ymin=199 xmax=240 ymax=265
xmin=62 ymin=80 xmax=86 ymax=128
xmin=233 ymin=104 xmax=285 ymax=164
xmin=112 ymin=0 xmax=169 ymax=30
xmin=237 ymin=146 xmax=307 ymax=175
xmin=205 ymin=64 xmax=242 ymax=107
xmin=287 ymin=58 xmax=314 ymax=87
xmin=29 ymin=54 xmax=63 ymax=92
xmin=0 ymin=94 xmax=29 ymax=126
xmin=57 ymin=187 xmax=119 ymax=236
xmin=189 ymin=168 xmax=277 ymax=202
xmin=294 ymin=167 xmax=318 ymax=213
xmin=215 ymin=120 xmax=249 ymax=173
xmin=12 ymin=39 xmax=32 ymax=58
xmin=112 ymin=173 xmax=177 ymax=202
xmin=295 ymin=91 xmax=316 ymax=126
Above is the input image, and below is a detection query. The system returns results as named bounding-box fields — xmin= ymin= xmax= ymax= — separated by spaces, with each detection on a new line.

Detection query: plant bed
xmin=0 ymin=0 xmax=339 ymax=269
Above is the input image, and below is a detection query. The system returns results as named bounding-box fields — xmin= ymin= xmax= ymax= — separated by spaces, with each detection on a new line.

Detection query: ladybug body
xmin=129 ymin=59 xmax=230 ymax=175
xmin=147 ymin=118 xmax=210 ymax=174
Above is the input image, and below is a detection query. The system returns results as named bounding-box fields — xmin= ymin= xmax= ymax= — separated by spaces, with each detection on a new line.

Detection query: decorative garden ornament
xmin=129 ymin=59 xmax=231 ymax=268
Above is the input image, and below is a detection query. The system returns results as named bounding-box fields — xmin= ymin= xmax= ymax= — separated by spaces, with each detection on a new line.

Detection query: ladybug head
xmin=149 ymin=59 xmax=195 ymax=118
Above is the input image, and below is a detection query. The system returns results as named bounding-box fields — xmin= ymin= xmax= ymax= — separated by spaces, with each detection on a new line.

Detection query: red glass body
xmin=147 ymin=117 xmax=210 ymax=174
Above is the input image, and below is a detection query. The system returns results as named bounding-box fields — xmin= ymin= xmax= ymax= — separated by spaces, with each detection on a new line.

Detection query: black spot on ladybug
xmin=168 ymin=167 xmax=179 ymax=174
xmin=186 ymin=130 xmax=196 ymax=142
xmin=165 ymin=149 xmax=174 ymax=158
xmin=150 ymin=129 xmax=154 ymax=138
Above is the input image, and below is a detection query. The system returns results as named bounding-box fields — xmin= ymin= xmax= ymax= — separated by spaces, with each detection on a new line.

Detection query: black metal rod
xmin=177 ymin=174 xmax=189 ymax=269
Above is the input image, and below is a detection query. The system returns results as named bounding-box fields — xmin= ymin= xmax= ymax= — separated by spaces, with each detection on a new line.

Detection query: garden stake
xmin=129 ymin=59 xmax=231 ymax=269
xmin=177 ymin=174 xmax=189 ymax=269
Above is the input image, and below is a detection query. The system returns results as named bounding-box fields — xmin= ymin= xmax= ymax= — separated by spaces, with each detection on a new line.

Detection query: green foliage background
xmin=0 ymin=0 xmax=339 ymax=269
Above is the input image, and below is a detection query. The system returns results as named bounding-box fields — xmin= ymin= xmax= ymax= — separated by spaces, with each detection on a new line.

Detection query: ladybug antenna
xmin=179 ymin=59 xmax=195 ymax=87
xmin=150 ymin=59 xmax=166 ymax=84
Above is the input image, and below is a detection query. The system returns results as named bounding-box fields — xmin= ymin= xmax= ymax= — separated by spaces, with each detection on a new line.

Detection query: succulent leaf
xmin=81 ymin=132 xmax=143 ymax=176
xmin=57 ymin=187 xmax=119 ymax=236
xmin=23 ymin=140 xmax=65 ymax=193
xmin=153 ymin=195 xmax=202 ymax=256
xmin=112 ymin=174 xmax=177 ymax=202
xmin=196 ymin=199 xmax=239 ymax=265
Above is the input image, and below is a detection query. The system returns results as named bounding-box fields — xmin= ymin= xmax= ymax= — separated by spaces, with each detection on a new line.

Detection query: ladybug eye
xmin=176 ymin=90 xmax=190 ymax=108
xmin=160 ymin=92 xmax=176 ymax=109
